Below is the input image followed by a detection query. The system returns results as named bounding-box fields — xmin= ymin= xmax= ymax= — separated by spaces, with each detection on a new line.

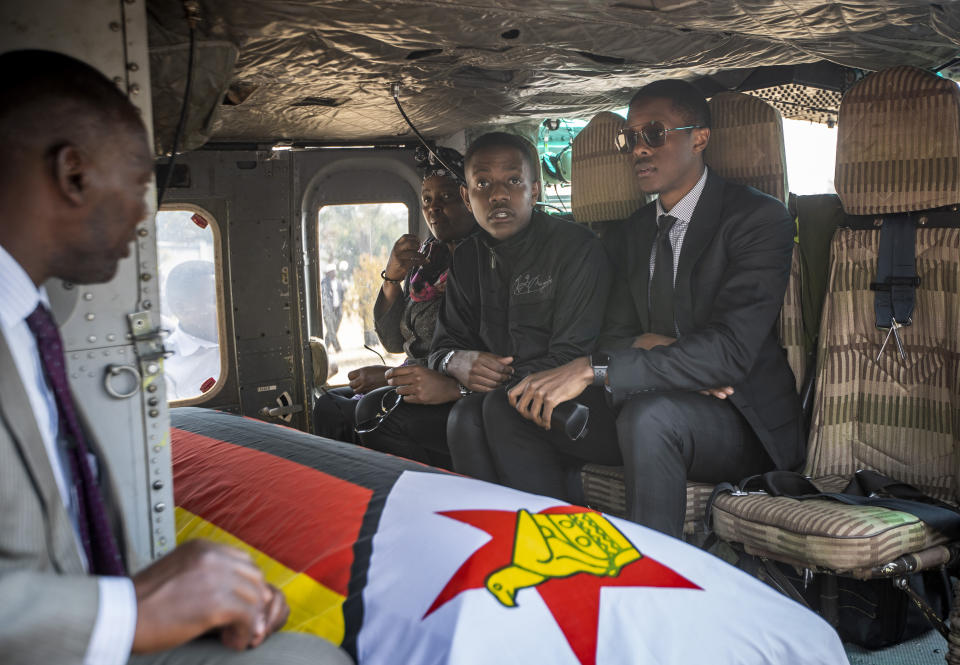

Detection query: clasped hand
xmin=131 ymin=540 xmax=288 ymax=653
xmin=385 ymin=364 xmax=460 ymax=404
xmin=507 ymin=356 xmax=592 ymax=430
xmin=444 ymin=350 xmax=514 ymax=392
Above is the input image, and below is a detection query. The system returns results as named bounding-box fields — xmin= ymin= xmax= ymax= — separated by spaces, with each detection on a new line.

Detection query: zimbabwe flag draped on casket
xmin=171 ymin=407 xmax=847 ymax=665
xmin=171 ymin=406 xmax=430 ymax=655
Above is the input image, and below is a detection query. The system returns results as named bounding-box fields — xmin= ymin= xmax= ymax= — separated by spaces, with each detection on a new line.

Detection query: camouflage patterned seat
xmin=710 ymin=67 xmax=960 ymax=627
xmin=581 ymin=91 xmax=802 ymax=536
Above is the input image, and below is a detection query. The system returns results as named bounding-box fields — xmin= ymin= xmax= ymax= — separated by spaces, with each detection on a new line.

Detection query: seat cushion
xmin=710 ymin=474 xmax=951 ymax=572
xmin=580 ymin=464 xmax=714 ymax=535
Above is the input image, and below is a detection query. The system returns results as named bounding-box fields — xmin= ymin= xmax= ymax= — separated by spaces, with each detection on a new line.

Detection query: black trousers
xmin=451 ymin=387 xmax=774 ymax=539
xmin=312 ymin=387 xmax=359 ymax=443
xmin=447 ymin=387 xmax=621 ymax=502
xmin=358 ymin=398 xmax=454 ymax=469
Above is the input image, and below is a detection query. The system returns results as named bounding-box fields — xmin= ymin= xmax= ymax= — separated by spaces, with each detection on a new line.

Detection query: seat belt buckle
xmin=876 ymin=318 xmax=907 ymax=363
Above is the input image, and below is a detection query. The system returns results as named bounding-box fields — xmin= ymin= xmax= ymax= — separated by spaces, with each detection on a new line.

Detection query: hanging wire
xmin=391 ymin=82 xmax=462 ymax=180
xmin=553 ymin=184 xmax=568 ymax=212
xmin=157 ymin=6 xmax=199 ymax=206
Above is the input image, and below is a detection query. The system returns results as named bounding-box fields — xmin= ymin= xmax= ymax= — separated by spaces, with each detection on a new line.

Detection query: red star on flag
xmin=424 ymin=506 xmax=700 ymax=665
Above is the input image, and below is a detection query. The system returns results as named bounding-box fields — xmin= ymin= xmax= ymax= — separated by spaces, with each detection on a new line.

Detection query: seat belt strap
xmin=871 ymin=215 xmax=920 ymax=329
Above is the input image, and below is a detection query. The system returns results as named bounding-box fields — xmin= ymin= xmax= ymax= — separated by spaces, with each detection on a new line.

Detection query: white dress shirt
xmin=0 ymin=243 xmax=136 ymax=665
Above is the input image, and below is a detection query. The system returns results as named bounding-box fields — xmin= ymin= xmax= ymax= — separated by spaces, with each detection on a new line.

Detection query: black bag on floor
xmin=836 ymin=569 xmax=951 ymax=650
xmin=733 ymin=553 xmax=951 ymax=650
xmin=724 ymin=470 xmax=957 ymax=649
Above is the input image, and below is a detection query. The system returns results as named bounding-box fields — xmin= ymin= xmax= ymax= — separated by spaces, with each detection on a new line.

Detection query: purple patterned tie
xmin=26 ymin=303 xmax=126 ymax=576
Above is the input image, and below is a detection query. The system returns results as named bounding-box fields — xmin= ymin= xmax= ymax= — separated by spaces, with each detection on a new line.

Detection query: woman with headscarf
xmin=314 ymin=147 xmax=476 ymax=467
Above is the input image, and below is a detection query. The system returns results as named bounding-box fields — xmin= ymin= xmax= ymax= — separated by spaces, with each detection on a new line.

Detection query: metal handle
xmin=259 ymin=404 xmax=304 ymax=418
xmin=104 ymin=364 xmax=141 ymax=399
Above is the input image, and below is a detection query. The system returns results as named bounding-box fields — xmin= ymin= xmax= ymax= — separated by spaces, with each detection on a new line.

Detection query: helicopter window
xmin=156 ymin=207 xmax=224 ymax=403
xmin=782 ymin=118 xmax=838 ymax=195
xmin=317 ymin=202 xmax=409 ymax=384
xmin=538 ymin=118 xmax=587 ymax=215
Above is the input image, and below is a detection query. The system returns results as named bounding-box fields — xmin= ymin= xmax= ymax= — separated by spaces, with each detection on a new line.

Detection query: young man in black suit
xmin=490 ymin=79 xmax=803 ymax=538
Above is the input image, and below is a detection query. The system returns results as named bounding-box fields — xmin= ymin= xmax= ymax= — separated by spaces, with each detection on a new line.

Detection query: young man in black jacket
xmin=429 ymin=132 xmax=614 ymax=482
xmin=499 ymin=80 xmax=803 ymax=538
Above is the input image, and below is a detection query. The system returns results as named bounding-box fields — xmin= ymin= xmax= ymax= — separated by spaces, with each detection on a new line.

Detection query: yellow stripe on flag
xmin=175 ymin=506 xmax=346 ymax=644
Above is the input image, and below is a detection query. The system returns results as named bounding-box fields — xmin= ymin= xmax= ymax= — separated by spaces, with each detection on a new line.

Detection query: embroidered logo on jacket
xmin=513 ymin=273 xmax=554 ymax=296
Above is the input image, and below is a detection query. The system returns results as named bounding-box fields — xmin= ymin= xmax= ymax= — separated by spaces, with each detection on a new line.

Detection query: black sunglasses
xmin=615 ymin=121 xmax=703 ymax=153
xmin=355 ymin=388 xmax=403 ymax=434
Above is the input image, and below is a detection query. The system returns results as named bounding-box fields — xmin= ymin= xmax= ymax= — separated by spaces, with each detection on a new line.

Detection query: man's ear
xmin=51 ymin=143 xmax=89 ymax=206
xmin=530 ymin=178 xmax=541 ymax=204
xmin=460 ymin=184 xmax=472 ymax=211
xmin=691 ymin=127 xmax=711 ymax=155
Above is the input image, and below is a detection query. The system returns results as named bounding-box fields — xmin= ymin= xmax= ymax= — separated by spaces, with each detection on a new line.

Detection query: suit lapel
xmin=675 ymin=172 xmax=726 ymax=333
xmin=0 ymin=331 xmax=85 ymax=573
xmin=628 ymin=205 xmax=658 ymax=332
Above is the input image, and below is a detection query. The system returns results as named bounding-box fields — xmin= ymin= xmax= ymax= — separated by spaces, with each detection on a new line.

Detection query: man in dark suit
xmin=491 ymin=79 xmax=803 ymax=538
xmin=0 ymin=50 xmax=351 ymax=664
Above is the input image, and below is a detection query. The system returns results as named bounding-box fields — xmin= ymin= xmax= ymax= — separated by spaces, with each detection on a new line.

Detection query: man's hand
xmin=445 ymin=351 xmax=514 ymax=392
xmin=347 ymin=365 xmax=389 ymax=393
xmin=385 ymin=365 xmax=461 ymax=404
xmin=700 ymin=386 xmax=735 ymax=399
xmin=632 ymin=333 xmax=677 ymax=350
xmin=383 ymin=234 xmax=424 ymax=281
xmin=220 ymin=583 xmax=289 ymax=650
xmin=131 ymin=540 xmax=285 ymax=653
xmin=507 ymin=356 xmax=593 ymax=430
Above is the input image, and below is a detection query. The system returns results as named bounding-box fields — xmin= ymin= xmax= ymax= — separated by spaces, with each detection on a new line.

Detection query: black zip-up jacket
xmin=429 ymin=210 xmax=611 ymax=378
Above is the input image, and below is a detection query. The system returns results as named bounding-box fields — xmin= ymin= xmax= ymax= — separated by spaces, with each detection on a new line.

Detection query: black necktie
xmin=649 ymin=214 xmax=677 ymax=336
xmin=25 ymin=304 xmax=126 ymax=575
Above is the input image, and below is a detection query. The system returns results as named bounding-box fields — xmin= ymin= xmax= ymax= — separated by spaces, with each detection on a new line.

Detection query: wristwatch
xmin=439 ymin=349 xmax=456 ymax=376
xmin=590 ymin=352 xmax=609 ymax=386
xmin=458 ymin=383 xmax=472 ymax=398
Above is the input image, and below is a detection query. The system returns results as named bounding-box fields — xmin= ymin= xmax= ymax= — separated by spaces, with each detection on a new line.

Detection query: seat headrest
xmin=308 ymin=336 xmax=329 ymax=387
xmin=835 ymin=66 xmax=960 ymax=215
xmin=571 ymin=112 xmax=645 ymax=223
xmin=704 ymin=91 xmax=788 ymax=203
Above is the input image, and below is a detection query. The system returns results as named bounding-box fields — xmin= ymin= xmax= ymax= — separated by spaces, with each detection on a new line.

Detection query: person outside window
xmin=321 ymin=263 xmax=346 ymax=353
